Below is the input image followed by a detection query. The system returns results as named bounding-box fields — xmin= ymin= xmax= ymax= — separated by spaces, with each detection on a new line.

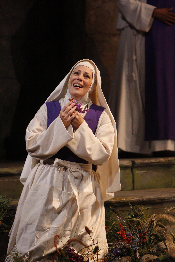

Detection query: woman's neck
xmin=66 ymin=90 xmax=90 ymax=105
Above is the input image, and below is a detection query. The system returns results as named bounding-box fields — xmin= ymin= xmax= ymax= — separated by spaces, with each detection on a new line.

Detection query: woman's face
xmin=68 ymin=65 xmax=93 ymax=100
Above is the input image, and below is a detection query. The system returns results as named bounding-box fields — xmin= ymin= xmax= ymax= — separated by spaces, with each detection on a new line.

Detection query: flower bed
xmin=104 ymin=205 xmax=175 ymax=261
xmin=0 ymin=195 xmax=16 ymax=259
xmin=4 ymin=203 xmax=175 ymax=261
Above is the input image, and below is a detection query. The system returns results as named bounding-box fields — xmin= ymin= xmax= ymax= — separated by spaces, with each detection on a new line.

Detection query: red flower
xmin=117 ymin=223 xmax=132 ymax=243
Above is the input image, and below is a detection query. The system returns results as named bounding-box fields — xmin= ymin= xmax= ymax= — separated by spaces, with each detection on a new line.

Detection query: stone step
xmin=0 ymin=158 xmax=175 ymax=200
xmin=0 ymin=162 xmax=24 ymax=199
xmin=108 ymin=188 xmax=175 ymax=214
xmin=120 ymin=157 xmax=175 ymax=191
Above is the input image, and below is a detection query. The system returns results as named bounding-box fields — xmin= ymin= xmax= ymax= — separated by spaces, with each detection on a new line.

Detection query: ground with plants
xmin=105 ymin=205 xmax=175 ymax=261
xmin=1 ymin=195 xmax=175 ymax=262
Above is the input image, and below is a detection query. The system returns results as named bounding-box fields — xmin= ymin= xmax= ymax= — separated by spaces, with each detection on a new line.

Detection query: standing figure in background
xmin=6 ymin=59 xmax=120 ymax=261
xmin=108 ymin=0 xmax=175 ymax=155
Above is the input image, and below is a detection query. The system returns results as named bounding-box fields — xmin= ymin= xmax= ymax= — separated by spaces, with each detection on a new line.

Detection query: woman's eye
xmin=74 ymin=72 xmax=79 ymax=75
xmin=84 ymin=75 xmax=90 ymax=79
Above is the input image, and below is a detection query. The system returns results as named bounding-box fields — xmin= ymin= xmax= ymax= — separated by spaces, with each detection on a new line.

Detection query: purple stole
xmin=46 ymin=101 xmax=105 ymax=164
xmin=145 ymin=0 xmax=175 ymax=140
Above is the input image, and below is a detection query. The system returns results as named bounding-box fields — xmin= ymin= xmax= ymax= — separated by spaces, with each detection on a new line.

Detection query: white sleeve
xmin=26 ymin=104 xmax=73 ymax=159
xmin=67 ymin=111 xmax=115 ymax=165
xmin=117 ymin=0 xmax=155 ymax=31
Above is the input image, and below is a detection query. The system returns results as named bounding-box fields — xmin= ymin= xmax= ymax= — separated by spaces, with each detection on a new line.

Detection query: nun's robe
xmin=108 ymin=0 xmax=175 ymax=154
xmin=7 ymin=99 xmax=114 ymax=261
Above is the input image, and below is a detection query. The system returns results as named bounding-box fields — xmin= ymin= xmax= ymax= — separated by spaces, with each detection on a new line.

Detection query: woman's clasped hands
xmin=60 ymin=101 xmax=84 ymax=130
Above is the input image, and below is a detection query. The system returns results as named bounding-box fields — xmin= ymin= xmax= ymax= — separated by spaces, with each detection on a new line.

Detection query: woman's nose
xmin=77 ymin=74 xmax=83 ymax=80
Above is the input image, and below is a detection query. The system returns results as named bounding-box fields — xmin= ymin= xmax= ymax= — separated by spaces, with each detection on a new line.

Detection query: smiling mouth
xmin=73 ymin=83 xmax=83 ymax=88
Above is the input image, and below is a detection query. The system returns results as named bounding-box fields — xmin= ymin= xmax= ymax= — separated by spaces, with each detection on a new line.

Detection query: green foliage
xmin=105 ymin=204 xmax=175 ymax=261
xmin=5 ymin=204 xmax=175 ymax=262
xmin=0 ymin=195 xmax=15 ymax=235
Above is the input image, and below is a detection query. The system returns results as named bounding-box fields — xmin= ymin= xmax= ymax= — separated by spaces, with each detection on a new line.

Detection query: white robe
xmin=7 ymin=98 xmax=115 ymax=261
xmin=108 ymin=0 xmax=175 ymax=154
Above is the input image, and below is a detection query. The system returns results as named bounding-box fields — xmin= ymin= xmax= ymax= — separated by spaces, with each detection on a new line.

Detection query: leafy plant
xmin=0 ymin=195 xmax=15 ymax=235
xmin=105 ymin=205 xmax=175 ymax=261
xmin=5 ymin=204 xmax=175 ymax=262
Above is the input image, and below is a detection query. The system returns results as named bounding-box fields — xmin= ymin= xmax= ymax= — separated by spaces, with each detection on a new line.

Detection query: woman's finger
xmin=65 ymin=102 xmax=76 ymax=114
xmin=68 ymin=105 xmax=77 ymax=116
xmin=62 ymin=101 xmax=74 ymax=113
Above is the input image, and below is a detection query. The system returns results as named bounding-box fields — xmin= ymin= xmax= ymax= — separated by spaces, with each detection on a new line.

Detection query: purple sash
xmin=46 ymin=101 xmax=105 ymax=164
xmin=145 ymin=0 xmax=175 ymax=140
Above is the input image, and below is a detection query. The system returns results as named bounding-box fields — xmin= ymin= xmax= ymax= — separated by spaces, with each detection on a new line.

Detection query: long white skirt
xmin=7 ymin=159 xmax=108 ymax=261
xmin=109 ymin=27 xmax=175 ymax=154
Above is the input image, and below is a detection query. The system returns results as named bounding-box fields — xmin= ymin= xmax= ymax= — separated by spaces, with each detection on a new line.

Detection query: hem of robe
xmin=118 ymin=139 xmax=175 ymax=154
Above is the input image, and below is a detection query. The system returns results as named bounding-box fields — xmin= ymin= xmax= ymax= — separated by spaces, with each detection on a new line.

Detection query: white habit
xmin=108 ymin=0 xmax=175 ymax=154
xmin=7 ymin=60 xmax=120 ymax=261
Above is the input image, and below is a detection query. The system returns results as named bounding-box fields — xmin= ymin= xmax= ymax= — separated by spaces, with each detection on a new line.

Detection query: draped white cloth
xmin=7 ymin=60 xmax=120 ymax=261
xmin=109 ymin=0 xmax=175 ymax=154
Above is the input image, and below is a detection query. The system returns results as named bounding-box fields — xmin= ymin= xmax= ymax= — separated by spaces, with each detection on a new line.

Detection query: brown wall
xmin=0 ymin=0 xmax=120 ymax=160
xmin=86 ymin=0 xmax=120 ymax=98
xmin=0 ymin=0 xmax=35 ymax=159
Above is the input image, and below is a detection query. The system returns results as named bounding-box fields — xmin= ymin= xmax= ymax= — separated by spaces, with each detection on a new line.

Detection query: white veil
xmin=20 ymin=59 xmax=120 ymax=200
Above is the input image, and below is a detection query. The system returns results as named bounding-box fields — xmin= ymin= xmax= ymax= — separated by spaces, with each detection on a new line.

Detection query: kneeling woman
xmin=7 ymin=59 xmax=120 ymax=261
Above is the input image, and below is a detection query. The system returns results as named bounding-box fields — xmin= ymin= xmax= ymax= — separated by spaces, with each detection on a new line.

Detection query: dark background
xmin=0 ymin=0 xmax=119 ymax=161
